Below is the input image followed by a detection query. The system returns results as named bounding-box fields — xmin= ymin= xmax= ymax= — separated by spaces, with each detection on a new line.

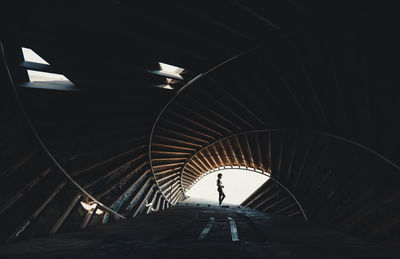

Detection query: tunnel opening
xmin=1 ymin=2 xmax=400 ymax=257
xmin=184 ymin=167 xmax=269 ymax=206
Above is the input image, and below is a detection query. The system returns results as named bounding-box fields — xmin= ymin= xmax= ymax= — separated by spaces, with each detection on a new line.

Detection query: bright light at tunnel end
xmin=184 ymin=168 xmax=270 ymax=205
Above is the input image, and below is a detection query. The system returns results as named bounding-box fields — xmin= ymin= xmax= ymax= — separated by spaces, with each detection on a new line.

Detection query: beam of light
xmin=80 ymin=201 xmax=97 ymax=211
xmin=80 ymin=201 xmax=104 ymax=215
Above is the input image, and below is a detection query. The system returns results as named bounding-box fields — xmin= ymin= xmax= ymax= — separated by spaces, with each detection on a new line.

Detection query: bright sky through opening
xmin=185 ymin=169 xmax=269 ymax=205
xmin=158 ymin=62 xmax=184 ymax=79
xmin=26 ymin=70 xmax=70 ymax=82
xmin=22 ymin=47 xmax=71 ymax=83
xmin=22 ymin=47 xmax=49 ymax=64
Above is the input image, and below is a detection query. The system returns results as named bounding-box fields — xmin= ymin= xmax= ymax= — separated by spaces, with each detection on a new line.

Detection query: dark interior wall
xmin=1 ymin=0 xmax=400 ymax=247
xmin=0 ymin=53 xmax=171 ymax=241
xmin=149 ymin=39 xmax=400 ymax=246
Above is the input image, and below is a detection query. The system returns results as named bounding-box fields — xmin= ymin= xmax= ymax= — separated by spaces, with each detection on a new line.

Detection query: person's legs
xmin=218 ymin=189 xmax=225 ymax=205
xmin=221 ymin=191 xmax=225 ymax=204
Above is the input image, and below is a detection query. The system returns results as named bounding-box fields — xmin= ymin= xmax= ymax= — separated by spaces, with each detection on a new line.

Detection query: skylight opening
xmin=21 ymin=47 xmax=73 ymax=85
xmin=158 ymin=62 xmax=184 ymax=80
xmin=159 ymin=62 xmax=184 ymax=73
xmin=165 ymin=78 xmax=174 ymax=83
xmin=155 ymin=84 xmax=174 ymax=90
xmin=27 ymin=70 xmax=70 ymax=82
xmin=185 ymin=168 xmax=269 ymax=205
xmin=163 ymin=85 xmax=174 ymax=90
xmin=22 ymin=47 xmax=49 ymax=65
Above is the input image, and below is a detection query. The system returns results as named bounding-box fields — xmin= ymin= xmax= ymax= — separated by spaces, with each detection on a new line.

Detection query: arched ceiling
xmin=1 ymin=0 xmax=400 ymax=247
xmin=148 ymin=47 xmax=400 ymax=242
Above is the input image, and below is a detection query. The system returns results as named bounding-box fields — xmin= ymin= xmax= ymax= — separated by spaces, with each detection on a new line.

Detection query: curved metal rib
xmin=148 ymin=46 xmax=260 ymax=204
xmin=0 ymin=41 xmax=126 ymax=220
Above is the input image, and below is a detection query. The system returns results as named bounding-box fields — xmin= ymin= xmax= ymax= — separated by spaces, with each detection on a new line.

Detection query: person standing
xmin=217 ymin=173 xmax=226 ymax=205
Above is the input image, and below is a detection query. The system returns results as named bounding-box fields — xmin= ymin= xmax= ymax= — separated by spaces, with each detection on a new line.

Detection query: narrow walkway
xmin=0 ymin=202 xmax=397 ymax=258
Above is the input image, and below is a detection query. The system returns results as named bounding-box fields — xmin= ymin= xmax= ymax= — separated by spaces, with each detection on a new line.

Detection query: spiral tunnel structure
xmin=1 ymin=1 xmax=400 ymax=252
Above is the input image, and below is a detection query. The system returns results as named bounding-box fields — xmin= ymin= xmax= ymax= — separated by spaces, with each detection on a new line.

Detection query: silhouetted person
xmin=217 ymin=173 xmax=225 ymax=205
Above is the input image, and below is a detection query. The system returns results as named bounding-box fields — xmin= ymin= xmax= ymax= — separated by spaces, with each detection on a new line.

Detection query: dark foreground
xmin=0 ymin=202 xmax=397 ymax=258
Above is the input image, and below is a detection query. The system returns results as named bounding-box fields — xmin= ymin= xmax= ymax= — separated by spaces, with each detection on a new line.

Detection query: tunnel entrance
xmin=184 ymin=168 xmax=269 ymax=205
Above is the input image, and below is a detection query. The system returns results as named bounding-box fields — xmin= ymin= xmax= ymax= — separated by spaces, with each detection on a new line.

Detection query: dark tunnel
xmin=1 ymin=1 xmax=400 ymax=258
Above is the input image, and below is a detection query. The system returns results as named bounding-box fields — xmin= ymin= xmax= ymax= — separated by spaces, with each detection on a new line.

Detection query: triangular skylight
xmin=22 ymin=47 xmax=49 ymax=65
xmin=26 ymin=70 xmax=70 ymax=82
xmin=21 ymin=47 xmax=72 ymax=83
xmin=163 ymin=85 xmax=174 ymax=90
xmin=155 ymin=84 xmax=174 ymax=90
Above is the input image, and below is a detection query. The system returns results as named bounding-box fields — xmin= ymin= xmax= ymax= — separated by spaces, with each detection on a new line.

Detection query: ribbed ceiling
xmin=1 ymin=1 xmax=399 ymax=248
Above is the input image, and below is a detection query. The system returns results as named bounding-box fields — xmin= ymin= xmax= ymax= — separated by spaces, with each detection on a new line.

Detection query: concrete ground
xmin=0 ymin=200 xmax=398 ymax=258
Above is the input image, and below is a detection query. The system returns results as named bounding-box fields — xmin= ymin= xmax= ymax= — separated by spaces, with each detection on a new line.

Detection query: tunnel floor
xmin=0 ymin=202 xmax=397 ymax=258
